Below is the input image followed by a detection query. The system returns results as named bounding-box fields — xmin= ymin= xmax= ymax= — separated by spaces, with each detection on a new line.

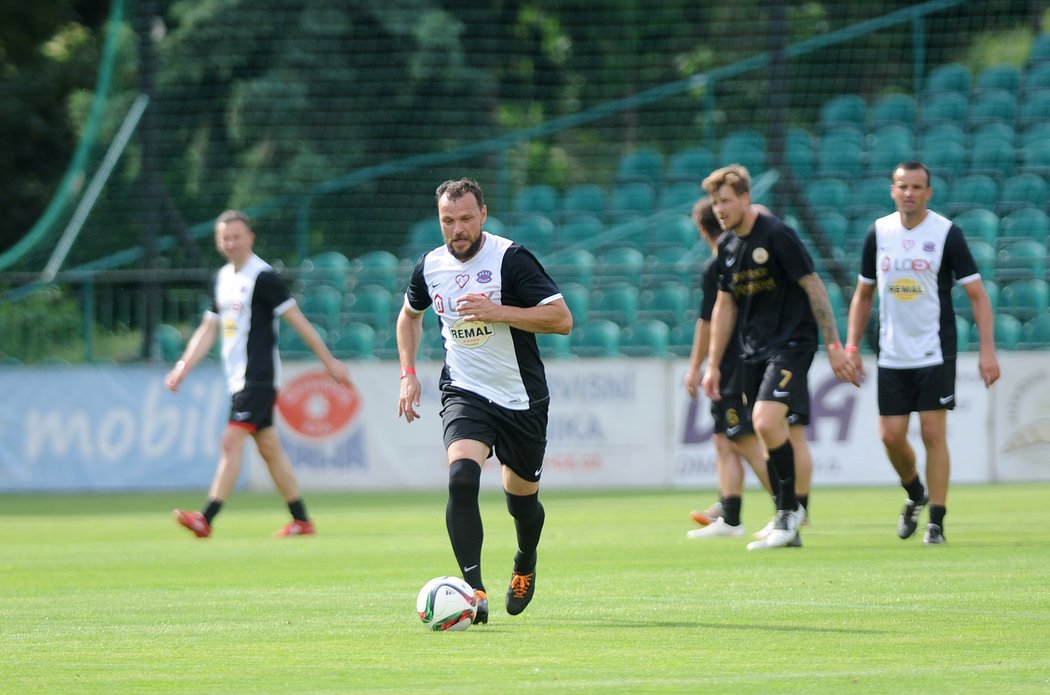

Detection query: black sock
xmin=505 ymin=491 xmax=545 ymax=574
xmin=903 ymin=475 xmax=926 ymax=503
xmin=768 ymin=441 xmax=797 ymax=511
xmin=929 ymin=504 xmax=946 ymax=528
xmin=447 ymin=459 xmax=484 ymax=591
xmin=721 ymin=496 xmax=742 ymax=527
xmin=766 ymin=459 xmax=778 ymax=506
xmin=287 ymin=498 xmax=309 ymax=522
xmin=797 ymin=494 xmax=809 ymax=514
xmin=202 ymin=499 xmax=223 ymax=524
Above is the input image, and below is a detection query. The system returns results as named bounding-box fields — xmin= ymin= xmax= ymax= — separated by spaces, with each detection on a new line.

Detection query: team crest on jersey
xmin=923 ymin=241 xmax=936 ymax=253
xmin=449 ymin=318 xmax=495 ymax=348
xmin=888 ymin=277 xmax=923 ymax=301
xmin=902 ymin=239 xmax=916 ymax=251
xmin=476 ymin=270 xmax=493 ymax=283
xmin=751 ymin=247 xmax=769 ymax=264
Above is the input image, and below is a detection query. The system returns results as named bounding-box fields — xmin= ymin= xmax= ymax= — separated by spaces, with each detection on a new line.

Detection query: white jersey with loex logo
xmin=404 ymin=232 xmax=563 ymax=410
xmin=858 ymin=210 xmax=980 ymax=369
xmin=205 ymin=253 xmax=297 ymax=393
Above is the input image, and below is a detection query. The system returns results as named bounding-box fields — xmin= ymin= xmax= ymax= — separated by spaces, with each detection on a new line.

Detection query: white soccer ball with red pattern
xmin=416 ymin=576 xmax=477 ymax=631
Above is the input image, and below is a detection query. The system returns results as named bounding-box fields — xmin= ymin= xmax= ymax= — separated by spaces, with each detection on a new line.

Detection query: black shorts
xmin=878 ymin=359 xmax=956 ymax=416
xmin=229 ymin=384 xmax=277 ymax=431
xmin=440 ymin=389 xmax=549 ymax=483
xmin=741 ymin=348 xmax=814 ymax=422
xmin=711 ymin=391 xmax=753 ymax=440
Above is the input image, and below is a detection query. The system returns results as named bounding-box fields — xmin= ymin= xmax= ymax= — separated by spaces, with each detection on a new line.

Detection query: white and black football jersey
xmin=858 ymin=211 xmax=980 ymax=369
xmin=205 ymin=253 xmax=297 ymax=393
xmin=404 ymin=232 xmax=563 ymax=410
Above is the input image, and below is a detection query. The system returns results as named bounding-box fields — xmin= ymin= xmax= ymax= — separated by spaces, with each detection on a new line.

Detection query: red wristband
xmin=825 ymin=341 xmax=842 ymax=351
xmin=845 ymin=344 xmax=859 ymax=354
xmin=400 ymin=367 xmax=416 ymax=379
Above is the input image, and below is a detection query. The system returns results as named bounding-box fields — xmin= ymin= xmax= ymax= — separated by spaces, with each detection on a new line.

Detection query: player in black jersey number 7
xmin=396 ymin=179 xmax=572 ymax=623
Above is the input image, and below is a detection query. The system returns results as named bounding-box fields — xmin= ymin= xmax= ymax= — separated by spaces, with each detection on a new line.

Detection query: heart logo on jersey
xmin=902 ymin=239 xmax=915 ymax=251
xmin=455 ymin=274 xmax=470 ymax=288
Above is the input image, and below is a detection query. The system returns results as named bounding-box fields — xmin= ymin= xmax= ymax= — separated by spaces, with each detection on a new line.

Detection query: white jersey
xmin=858 ymin=210 xmax=980 ymax=369
xmin=404 ymin=232 xmax=562 ymax=410
xmin=205 ymin=253 xmax=297 ymax=393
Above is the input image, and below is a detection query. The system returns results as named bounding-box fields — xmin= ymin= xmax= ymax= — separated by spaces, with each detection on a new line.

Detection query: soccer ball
xmin=417 ymin=576 xmax=477 ymax=631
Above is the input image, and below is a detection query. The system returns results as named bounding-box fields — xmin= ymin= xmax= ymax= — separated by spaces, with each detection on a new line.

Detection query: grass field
xmin=2 ymin=484 xmax=1048 ymax=693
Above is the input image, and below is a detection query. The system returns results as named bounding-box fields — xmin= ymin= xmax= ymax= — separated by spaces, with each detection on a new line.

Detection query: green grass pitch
xmin=2 ymin=484 xmax=1048 ymax=693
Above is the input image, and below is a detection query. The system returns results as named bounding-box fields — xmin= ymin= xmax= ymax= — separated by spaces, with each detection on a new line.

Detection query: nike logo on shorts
xmin=772 ymin=389 xmax=790 ymax=398
xmin=938 ymin=395 xmax=954 ymax=405
xmin=232 ymin=411 xmax=252 ymax=421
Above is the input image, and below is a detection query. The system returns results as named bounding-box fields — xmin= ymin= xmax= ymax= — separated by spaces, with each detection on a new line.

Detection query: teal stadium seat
xmin=998 ymin=279 xmax=1050 ymax=322
xmin=561 ymin=184 xmax=607 ymax=218
xmin=920 ymin=139 xmax=967 ymax=182
xmin=996 ymin=239 xmax=1047 ymax=282
xmin=558 ymin=282 xmax=590 ymax=328
xmin=868 ymin=93 xmax=917 ymax=128
xmin=1023 ymin=63 xmax=1050 ymax=92
xmin=512 ymin=185 xmax=559 ymax=218
xmin=921 ymin=123 xmax=966 ymax=149
xmin=608 ymin=182 xmax=656 ymax=220
xmin=616 ymin=148 xmax=664 ymax=184
xmin=642 ymin=246 xmax=702 ymax=288
xmin=536 ymin=331 xmax=573 ymax=359
xmin=807 ymin=178 xmax=850 ymax=212
xmin=345 ymin=285 xmax=394 ymax=330
xmin=998 ymin=174 xmax=1047 ymax=215
xmin=301 ymin=251 xmax=351 ymax=290
xmin=589 ymin=283 xmax=639 ymax=328
xmin=299 ymin=284 xmax=344 ymax=332
xmin=667 ymin=321 xmax=696 ymax=357
xmin=154 ymin=324 xmax=184 ymax=362
xmin=548 ymin=248 xmax=595 ymax=288
xmin=658 ymin=182 xmax=701 ymax=211
xmin=280 ymin=322 xmax=326 ymax=357
xmin=924 ymin=63 xmax=971 ymax=96
xmin=645 ymin=215 xmax=697 ymax=253
xmin=918 ymin=92 xmax=968 ymax=128
xmin=850 ymin=177 xmax=893 ymax=219
xmin=510 ymin=214 xmax=555 ymax=256
xmin=976 ymin=63 xmax=1022 ymax=95
xmin=943 ymin=174 xmax=999 ymax=217
xmin=722 ymin=128 xmax=767 ymax=153
xmin=786 ymin=129 xmax=816 ymax=180
xmin=1020 ymin=121 xmax=1050 ymax=147
xmin=1028 ymin=33 xmax=1050 ymax=65
xmin=968 ymin=89 xmax=1018 ymax=127
xmin=815 ymin=210 xmax=850 ymax=249
xmin=595 ymin=247 xmax=645 ymax=287
xmin=1018 ymin=138 xmax=1050 ymax=176
xmin=1000 ymin=206 xmax=1049 ymax=245
xmin=954 ymin=208 xmax=1000 ymax=247
xmin=570 ymin=319 xmax=621 ymax=357
xmin=866 ymin=129 xmax=914 ymax=176
xmin=334 ymin=324 xmax=376 ymax=360
xmin=956 ymin=315 xmax=972 ymax=353
xmin=967 ymin=240 xmax=997 ymax=279
xmin=1019 ymin=88 xmax=1050 ymax=128
xmin=980 ymin=313 xmax=1023 ymax=350
xmin=819 ymin=94 xmax=867 ymax=130
xmin=620 ymin=319 xmax=670 ymax=357
xmin=666 ymin=147 xmax=715 ymax=183
xmin=968 ymin=137 xmax=1015 ymax=180
xmin=404 ymin=218 xmax=441 ymax=260
xmin=817 ymin=128 xmax=864 ymax=179
xmin=1022 ymin=314 xmax=1050 ymax=349
xmin=556 ymin=213 xmax=604 ymax=250
xmin=638 ymin=282 xmax=693 ymax=325
xmin=717 ymin=141 xmax=766 ymax=176
xmin=972 ymin=121 xmax=1017 ymax=147
xmin=350 ymin=250 xmax=400 ymax=293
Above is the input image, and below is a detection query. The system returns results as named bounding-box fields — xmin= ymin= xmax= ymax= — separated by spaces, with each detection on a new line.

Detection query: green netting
xmin=2 ymin=0 xmax=1049 ymax=361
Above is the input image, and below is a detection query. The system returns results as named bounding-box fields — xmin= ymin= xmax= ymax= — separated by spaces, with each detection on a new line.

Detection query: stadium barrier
xmin=2 ymin=353 xmax=1046 ymax=492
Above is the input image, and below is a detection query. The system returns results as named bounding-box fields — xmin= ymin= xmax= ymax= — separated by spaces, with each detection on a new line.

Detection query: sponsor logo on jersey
xmin=476 ymin=270 xmax=493 ymax=283
xmin=902 ymin=239 xmax=916 ymax=251
xmin=888 ymin=277 xmax=923 ymax=301
xmin=455 ymin=273 xmax=470 ymax=288
xmin=450 ymin=318 xmax=495 ymax=348
xmin=751 ymin=247 xmax=769 ymax=264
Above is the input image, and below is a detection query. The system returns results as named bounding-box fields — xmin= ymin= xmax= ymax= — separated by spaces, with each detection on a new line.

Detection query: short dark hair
xmin=435 ymin=178 xmax=485 ymax=208
xmin=893 ymin=161 xmax=931 ymax=186
xmin=216 ymin=209 xmax=252 ymax=229
xmin=691 ymin=196 xmax=719 ymax=235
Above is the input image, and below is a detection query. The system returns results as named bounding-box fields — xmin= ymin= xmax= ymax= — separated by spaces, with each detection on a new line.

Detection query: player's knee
xmin=448 ymin=458 xmax=481 ymax=495
xmin=505 ymin=490 xmax=542 ymax=521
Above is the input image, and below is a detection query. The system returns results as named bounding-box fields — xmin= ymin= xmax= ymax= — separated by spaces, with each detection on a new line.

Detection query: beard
xmin=447 ymin=234 xmax=483 ymax=261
